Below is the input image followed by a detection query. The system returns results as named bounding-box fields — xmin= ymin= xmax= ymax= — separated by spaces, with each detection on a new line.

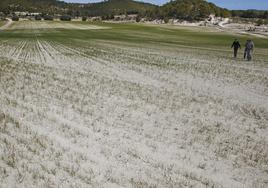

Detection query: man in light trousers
xmin=244 ymin=40 xmax=254 ymax=61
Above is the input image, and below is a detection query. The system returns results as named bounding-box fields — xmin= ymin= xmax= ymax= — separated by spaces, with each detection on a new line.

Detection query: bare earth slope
xmin=0 ymin=22 xmax=267 ymax=188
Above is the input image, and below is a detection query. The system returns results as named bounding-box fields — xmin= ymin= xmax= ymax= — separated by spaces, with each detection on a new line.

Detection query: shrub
xmin=60 ymin=15 xmax=72 ymax=21
xmin=101 ymin=15 xmax=108 ymax=20
xmin=136 ymin=16 xmax=141 ymax=23
xmin=82 ymin=16 xmax=87 ymax=21
xmin=35 ymin=15 xmax=42 ymax=21
xmin=44 ymin=15 xmax=54 ymax=21
xmin=256 ymin=19 xmax=264 ymax=26
xmin=164 ymin=17 xmax=169 ymax=24
xmin=12 ymin=16 xmax=19 ymax=21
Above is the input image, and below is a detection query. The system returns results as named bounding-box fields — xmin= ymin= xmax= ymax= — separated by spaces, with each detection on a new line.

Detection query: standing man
xmin=244 ymin=39 xmax=254 ymax=61
xmin=231 ymin=39 xmax=241 ymax=58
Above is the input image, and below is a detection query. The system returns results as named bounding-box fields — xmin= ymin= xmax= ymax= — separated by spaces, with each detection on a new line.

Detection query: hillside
xmin=0 ymin=0 xmax=241 ymax=21
xmin=0 ymin=0 xmax=67 ymax=13
xmin=81 ymin=0 xmax=156 ymax=16
xmin=0 ymin=0 xmax=231 ymax=19
xmin=144 ymin=0 xmax=231 ymax=20
xmin=0 ymin=0 xmax=156 ymax=16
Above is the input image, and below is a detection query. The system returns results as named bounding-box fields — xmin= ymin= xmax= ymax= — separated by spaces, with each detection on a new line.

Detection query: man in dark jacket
xmin=231 ymin=39 xmax=241 ymax=58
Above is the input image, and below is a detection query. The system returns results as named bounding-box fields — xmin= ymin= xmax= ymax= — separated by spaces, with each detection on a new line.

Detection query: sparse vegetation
xmin=0 ymin=20 xmax=267 ymax=187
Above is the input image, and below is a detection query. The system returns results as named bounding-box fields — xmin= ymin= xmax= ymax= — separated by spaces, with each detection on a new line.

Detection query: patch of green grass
xmin=0 ymin=21 xmax=267 ymax=53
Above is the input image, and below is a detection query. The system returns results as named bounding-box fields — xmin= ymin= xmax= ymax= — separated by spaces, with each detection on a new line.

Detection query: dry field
xmin=0 ymin=21 xmax=268 ymax=188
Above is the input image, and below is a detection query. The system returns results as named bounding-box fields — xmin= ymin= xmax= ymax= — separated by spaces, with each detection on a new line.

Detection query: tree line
xmin=231 ymin=10 xmax=268 ymax=19
xmin=0 ymin=0 xmax=267 ymax=21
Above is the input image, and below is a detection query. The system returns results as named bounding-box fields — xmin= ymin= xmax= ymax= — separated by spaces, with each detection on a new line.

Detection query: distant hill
xmin=0 ymin=0 xmax=156 ymax=16
xmin=7 ymin=0 xmax=267 ymax=20
xmin=143 ymin=0 xmax=231 ymax=20
xmin=1 ymin=0 xmax=267 ymax=20
xmin=0 ymin=0 xmax=67 ymax=13
xmin=81 ymin=0 xmax=156 ymax=16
